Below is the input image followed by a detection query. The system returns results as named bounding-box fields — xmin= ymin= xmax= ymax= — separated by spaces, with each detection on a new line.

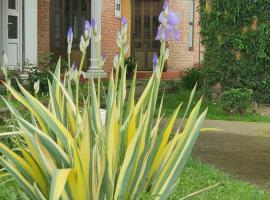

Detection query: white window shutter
xmin=115 ymin=0 xmax=121 ymax=18
xmin=188 ymin=0 xmax=195 ymax=50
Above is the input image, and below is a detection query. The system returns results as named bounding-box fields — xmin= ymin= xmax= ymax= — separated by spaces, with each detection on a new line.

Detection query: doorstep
xmin=136 ymin=71 xmax=182 ymax=80
xmin=78 ymin=71 xmax=183 ymax=82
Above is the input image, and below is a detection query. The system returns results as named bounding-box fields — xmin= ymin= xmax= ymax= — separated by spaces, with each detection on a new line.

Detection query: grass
xmin=0 ymin=158 xmax=268 ymax=200
xmin=170 ymin=159 xmax=269 ymax=199
xmin=158 ymin=88 xmax=270 ymax=123
xmin=0 ymin=180 xmax=29 ymax=200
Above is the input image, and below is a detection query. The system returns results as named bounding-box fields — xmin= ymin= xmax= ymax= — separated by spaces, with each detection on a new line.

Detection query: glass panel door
xmin=7 ymin=0 xmax=21 ymax=68
xmin=132 ymin=0 xmax=162 ymax=70
xmin=52 ymin=0 xmax=91 ymax=56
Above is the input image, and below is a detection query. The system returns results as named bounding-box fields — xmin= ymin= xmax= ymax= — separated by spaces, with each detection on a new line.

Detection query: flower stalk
xmin=92 ymin=19 xmax=103 ymax=108
xmin=75 ymin=20 xmax=91 ymax=133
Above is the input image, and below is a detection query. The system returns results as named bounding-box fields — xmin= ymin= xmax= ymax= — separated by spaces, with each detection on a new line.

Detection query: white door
xmin=3 ymin=0 xmax=22 ymax=69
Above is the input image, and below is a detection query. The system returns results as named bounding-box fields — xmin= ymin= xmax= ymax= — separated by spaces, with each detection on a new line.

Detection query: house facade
xmin=0 ymin=0 xmax=202 ymax=73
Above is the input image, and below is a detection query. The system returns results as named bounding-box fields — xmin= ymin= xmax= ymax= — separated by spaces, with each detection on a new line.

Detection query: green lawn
xmin=170 ymin=159 xmax=269 ymax=200
xmin=158 ymin=88 xmax=270 ymax=123
xmin=0 ymin=180 xmax=29 ymax=200
xmin=1 ymin=158 xmax=268 ymax=200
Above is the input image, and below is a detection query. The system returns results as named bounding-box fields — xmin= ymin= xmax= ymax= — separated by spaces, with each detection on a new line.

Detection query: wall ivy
xmin=199 ymin=0 xmax=270 ymax=103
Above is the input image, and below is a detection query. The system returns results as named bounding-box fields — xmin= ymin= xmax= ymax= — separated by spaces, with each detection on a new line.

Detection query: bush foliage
xmin=199 ymin=0 xmax=270 ymax=103
xmin=221 ymin=88 xmax=252 ymax=114
xmin=181 ymin=67 xmax=203 ymax=90
xmin=25 ymin=55 xmax=68 ymax=95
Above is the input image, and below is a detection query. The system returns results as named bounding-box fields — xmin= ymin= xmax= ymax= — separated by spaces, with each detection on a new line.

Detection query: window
xmin=8 ymin=16 xmax=18 ymax=39
xmin=188 ymin=0 xmax=194 ymax=50
xmin=115 ymin=0 xmax=121 ymax=18
xmin=132 ymin=0 xmax=162 ymax=70
xmin=52 ymin=0 xmax=91 ymax=55
xmin=8 ymin=0 xmax=16 ymax=10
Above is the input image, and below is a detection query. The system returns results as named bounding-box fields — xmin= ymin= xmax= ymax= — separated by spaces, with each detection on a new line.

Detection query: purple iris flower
xmin=159 ymin=11 xmax=180 ymax=27
xmin=68 ymin=62 xmax=79 ymax=80
xmin=156 ymin=24 xmax=180 ymax=41
xmin=163 ymin=0 xmax=168 ymax=10
xmin=84 ymin=20 xmax=91 ymax=40
xmin=67 ymin=27 xmax=73 ymax=43
xmin=153 ymin=53 xmax=158 ymax=67
xmin=156 ymin=25 xmax=165 ymax=41
xmin=91 ymin=19 xmax=98 ymax=35
xmin=152 ymin=53 xmax=160 ymax=76
xmin=71 ymin=62 xmax=77 ymax=71
xmin=85 ymin=20 xmax=91 ymax=32
xmin=91 ymin=19 xmax=96 ymax=28
xmin=122 ymin=16 xmax=128 ymax=26
xmin=156 ymin=0 xmax=180 ymax=41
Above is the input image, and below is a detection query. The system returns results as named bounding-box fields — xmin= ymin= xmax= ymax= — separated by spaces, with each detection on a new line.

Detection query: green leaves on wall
xmin=199 ymin=0 xmax=270 ymax=103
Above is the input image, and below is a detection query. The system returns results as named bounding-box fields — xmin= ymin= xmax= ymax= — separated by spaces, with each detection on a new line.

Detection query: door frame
xmin=2 ymin=0 xmax=23 ymax=70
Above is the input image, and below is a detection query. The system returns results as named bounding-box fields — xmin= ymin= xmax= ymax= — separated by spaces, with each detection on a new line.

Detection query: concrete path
xmin=191 ymin=119 xmax=270 ymax=191
xmin=258 ymin=105 xmax=270 ymax=117
xmin=203 ymin=119 xmax=270 ymax=137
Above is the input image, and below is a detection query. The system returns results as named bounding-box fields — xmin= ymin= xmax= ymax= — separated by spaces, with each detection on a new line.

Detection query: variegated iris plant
xmin=0 ymin=1 xmax=207 ymax=199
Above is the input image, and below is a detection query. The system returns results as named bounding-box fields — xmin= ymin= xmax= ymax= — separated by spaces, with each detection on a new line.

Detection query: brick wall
xmin=167 ymin=0 xmax=202 ymax=71
xmin=36 ymin=0 xmax=202 ymax=72
xmin=38 ymin=0 xmax=51 ymax=55
xmin=101 ymin=0 xmax=121 ymax=71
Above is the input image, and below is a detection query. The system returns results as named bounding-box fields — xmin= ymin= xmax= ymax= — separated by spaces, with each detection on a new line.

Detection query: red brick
xmin=167 ymin=0 xmax=203 ymax=71
xmin=38 ymin=0 xmax=51 ymax=55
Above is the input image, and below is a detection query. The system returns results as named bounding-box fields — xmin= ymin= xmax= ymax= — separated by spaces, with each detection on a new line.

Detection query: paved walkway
xmin=203 ymin=119 xmax=270 ymax=137
xmin=191 ymin=119 xmax=270 ymax=191
xmin=258 ymin=105 xmax=270 ymax=117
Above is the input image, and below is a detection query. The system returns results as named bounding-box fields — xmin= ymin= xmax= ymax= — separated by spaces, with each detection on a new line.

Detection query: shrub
xmin=24 ymin=56 xmax=68 ymax=95
xmin=125 ymin=54 xmax=137 ymax=76
xmin=0 ymin=3 xmax=207 ymax=199
xmin=159 ymin=80 xmax=182 ymax=93
xmin=181 ymin=67 xmax=203 ymax=90
xmin=221 ymin=88 xmax=252 ymax=114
